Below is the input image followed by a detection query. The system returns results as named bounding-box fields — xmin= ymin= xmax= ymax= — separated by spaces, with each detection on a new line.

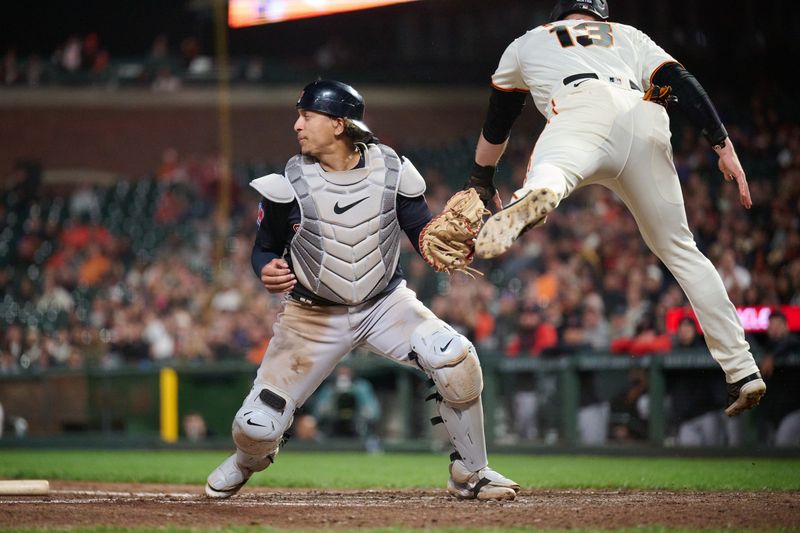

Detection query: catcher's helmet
xmin=296 ymin=79 xmax=371 ymax=133
xmin=550 ymin=0 xmax=609 ymax=21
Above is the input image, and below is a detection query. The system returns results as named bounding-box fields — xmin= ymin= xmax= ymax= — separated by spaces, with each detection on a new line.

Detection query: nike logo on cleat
xmin=333 ymin=197 xmax=368 ymax=214
xmin=246 ymin=418 xmax=266 ymax=427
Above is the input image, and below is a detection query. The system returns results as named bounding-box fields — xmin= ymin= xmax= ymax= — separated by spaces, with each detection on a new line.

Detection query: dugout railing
xmin=0 ymin=350 xmax=797 ymax=450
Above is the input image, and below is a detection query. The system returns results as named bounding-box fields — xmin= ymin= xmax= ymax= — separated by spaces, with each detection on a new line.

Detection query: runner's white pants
xmin=521 ymin=79 xmax=758 ymax=382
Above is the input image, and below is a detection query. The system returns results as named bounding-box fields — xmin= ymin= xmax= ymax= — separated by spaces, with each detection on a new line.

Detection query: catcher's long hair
xmin=344 ymin=119 xmax=379 ymax=144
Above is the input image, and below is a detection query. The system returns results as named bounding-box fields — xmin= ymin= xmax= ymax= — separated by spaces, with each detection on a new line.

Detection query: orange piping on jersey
xmin=649 ymin=60 xmax=684 ymax=85
xmin=546 ymin=98 xmax=558 ymax=124
xmin=491 ymin=82 xmax=529 ymax=93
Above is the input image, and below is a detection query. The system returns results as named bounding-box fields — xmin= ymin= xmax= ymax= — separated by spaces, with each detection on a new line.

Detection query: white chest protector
xmin=285 ymin=144 xmax=403 ymax=305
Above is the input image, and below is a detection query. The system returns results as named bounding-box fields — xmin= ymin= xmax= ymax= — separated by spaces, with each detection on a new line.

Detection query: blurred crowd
xmin=1 ymin=32 xmax=217 ymax=90
xmin=0 ymin=151 xmax=281 ymax=373
xmin=2 ymin=87 xmax=799 ymax=445
xmin=0 ymin=29 xmax=349 ymax=91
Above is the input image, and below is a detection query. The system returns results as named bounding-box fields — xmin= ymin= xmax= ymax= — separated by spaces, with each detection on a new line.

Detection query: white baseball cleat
xmin=205 ymin=453 xmax=253 ymax=498
xmin=447 ymin=460 xmax=520 ymax=501
xmin=724 ymin=373 xmax=766 ymax=417
xmin=475 ymin=188 xmax=560 ymax=259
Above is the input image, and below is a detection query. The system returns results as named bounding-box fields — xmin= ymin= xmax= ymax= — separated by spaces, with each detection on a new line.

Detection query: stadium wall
xmin=0 ymin=87 xmax=543 ymax=179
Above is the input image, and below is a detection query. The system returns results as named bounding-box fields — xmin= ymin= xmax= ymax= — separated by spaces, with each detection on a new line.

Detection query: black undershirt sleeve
xmin=481 ymin=88 xmax=528 ymax=145
xmin=251 ymin=245 xmax=279 ymax=278
xmin=397 ymin=194 xmax=433 ymax=255
xmin=652 ymin=62 xmax=728 ymax=146
xmin=250 ymin=198 xmax=294 ymax=277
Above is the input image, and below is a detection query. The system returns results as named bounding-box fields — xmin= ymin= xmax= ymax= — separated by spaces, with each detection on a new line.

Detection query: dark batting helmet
xmin=296 ymin=79 xmax=371 ymax=133
xmin=550 ymin=0 xmax=609 ymax=21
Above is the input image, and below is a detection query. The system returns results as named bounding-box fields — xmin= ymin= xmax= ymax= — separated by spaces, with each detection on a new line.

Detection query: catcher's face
xmin=294 ymin=109 xmax=343 ymax=158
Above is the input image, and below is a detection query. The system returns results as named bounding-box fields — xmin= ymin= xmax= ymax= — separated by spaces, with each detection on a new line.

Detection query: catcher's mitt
xmin=419 ymin=188 xmax=490 ymax=276
xmin=643 ymin=84 xmax=677 ymax=107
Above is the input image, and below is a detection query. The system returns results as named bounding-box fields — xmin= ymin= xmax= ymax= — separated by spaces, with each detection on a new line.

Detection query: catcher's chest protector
xmin=286 ymin=144 xmax=402 ymax=305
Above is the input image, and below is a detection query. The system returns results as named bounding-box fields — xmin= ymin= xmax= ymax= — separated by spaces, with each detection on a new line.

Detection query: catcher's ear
xmin=332 ymin=116 xmax=347 ymax=136
xmin=250 ymin=174 xmax=295 ymax=203
xmin=398 ymin=157 xmax=426 ymax=197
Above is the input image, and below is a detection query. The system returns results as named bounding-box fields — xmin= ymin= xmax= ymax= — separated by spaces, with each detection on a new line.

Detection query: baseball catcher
xmin=205 ymin=80 xmax=519 ymax=502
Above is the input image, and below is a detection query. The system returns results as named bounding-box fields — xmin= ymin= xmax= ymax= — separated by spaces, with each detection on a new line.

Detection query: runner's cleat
xmin=724 ymin=373 xmax=766 ymax=417
xmin=475 ymin=188 xmax=559 ymax=258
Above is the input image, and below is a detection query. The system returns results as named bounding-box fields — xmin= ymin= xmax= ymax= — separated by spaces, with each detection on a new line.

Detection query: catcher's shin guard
xmin=206 ymin=385 xmax=295 ymax=498
xmin=475 ymin=187 xmax=560 ymax=258
xmin=430 ymin=396 xmax=520 ymax=500
xmin=436 ymin=397 xmax=489 ymax=472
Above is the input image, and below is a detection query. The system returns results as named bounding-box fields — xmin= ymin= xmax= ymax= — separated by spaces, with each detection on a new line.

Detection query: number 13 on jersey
xmin=549 ymin=22 xmax=614 ymax=48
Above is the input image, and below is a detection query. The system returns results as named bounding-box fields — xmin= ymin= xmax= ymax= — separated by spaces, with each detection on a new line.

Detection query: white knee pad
xmin=410 ymin=320 xmax=483 ymax=408
xmin=233 ymin=385 xmax=295 ymax=458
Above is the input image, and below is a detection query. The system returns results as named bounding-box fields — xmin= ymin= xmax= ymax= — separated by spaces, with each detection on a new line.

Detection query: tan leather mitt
xmin=419 ymin=188 xmax=490 ymax=276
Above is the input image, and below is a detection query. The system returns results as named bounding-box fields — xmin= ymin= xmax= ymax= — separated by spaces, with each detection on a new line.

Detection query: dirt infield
xmin=1 ymin=481 xmax=798 ymax=531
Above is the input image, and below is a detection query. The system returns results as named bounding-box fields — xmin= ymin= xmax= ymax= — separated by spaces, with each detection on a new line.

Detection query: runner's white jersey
xmin=492 ymin=20 xmax=676 ymax=117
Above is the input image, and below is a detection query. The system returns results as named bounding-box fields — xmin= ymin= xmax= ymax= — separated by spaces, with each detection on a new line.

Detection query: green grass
xmin=2 ymin=453 xmax=797 ymax=533
xmin=0 ymin=450 xmax=798 ymax=491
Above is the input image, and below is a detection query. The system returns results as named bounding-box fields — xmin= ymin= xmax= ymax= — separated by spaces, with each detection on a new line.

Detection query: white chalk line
xmin=1 ymin=489 xmax=445 ymax=507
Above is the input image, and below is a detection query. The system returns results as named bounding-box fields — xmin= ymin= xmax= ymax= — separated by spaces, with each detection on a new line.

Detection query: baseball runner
xmin=440 ymin=0 xmax=766 ymax=416
xmin=205 ymin=80 xmax=519 ymax=501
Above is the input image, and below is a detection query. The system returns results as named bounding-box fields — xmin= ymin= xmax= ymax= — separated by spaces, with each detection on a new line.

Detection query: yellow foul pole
xmin=159 ymin=367 xmax=179 ymax=443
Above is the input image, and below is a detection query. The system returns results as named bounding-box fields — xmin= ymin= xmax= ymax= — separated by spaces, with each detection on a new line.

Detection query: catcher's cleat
xmin=475 ymin=188 xmax=559 ymax=259
xmin=724 ymin=373 xmax=766 ymax=417
xmin=447 ymin=460 xmax=519 ymax=501
xmin=206 ymin=453 xmax=258 ymax=499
